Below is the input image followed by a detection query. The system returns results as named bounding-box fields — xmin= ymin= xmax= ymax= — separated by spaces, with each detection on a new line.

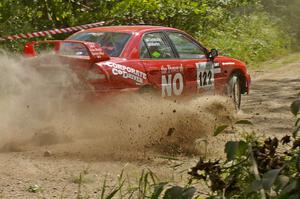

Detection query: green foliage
xmin=235 ymin=120 xmax=253 ymax=125
xmin=225 ymin=141 xmax=248 ymax=161
xmin=190 ymin=135 xmax=300 ymax=198
xmin=96 ymin=169 xmax=195 ymax=199
xmin=213 ymin=119 xmax=253 ymax=136
xmin=109 ymin=0 xmax=208 ymax=34
xmin=163 ymin=186 xmax=196 ymax=199
xmin=197 ymin=12 xmax=291 ymax=66
xmin=291 ymin=100 xmax=300 ymax=117
xmin=189 ymin=100 xmax=300 ymax=198
xmin=0 ymin=0 xmax=294 ymax=65
xmin=26 ymin=184 xmax=43 ymax=193
xmin=261 ymin=0 xmax=300 ymax=46
xmin=213 ymin=124 xmax=229 ymax=136
xmin=291 ymin=100 xmax=300 ymax=138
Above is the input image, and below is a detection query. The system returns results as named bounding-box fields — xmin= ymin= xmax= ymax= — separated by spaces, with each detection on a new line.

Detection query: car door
xmin=140 ymin=31 xmax=186 ymax=97
xmin=164 ymin=31 xmax=217 ymax=94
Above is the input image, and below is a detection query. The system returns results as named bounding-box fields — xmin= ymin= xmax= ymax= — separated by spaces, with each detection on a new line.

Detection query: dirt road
xmin=243 ymin=61 xmax=300 ymax=135
xmin=0 ymin=57 xmax=299 ymax=198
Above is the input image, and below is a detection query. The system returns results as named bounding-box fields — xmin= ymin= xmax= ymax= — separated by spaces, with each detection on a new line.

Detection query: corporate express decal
xmin=161 ymin=65 xmax=184 ymax=97
xmin=100 ymin=61 xmax=147 ymax=84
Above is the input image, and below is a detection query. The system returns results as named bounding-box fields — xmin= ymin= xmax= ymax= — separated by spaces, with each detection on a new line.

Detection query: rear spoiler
xmin=23 ymin=40 xmax=110 ymax=62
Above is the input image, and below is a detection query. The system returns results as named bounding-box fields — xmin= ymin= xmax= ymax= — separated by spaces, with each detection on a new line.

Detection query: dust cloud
xmin=0 ymin=52 xmax=236 ymax=160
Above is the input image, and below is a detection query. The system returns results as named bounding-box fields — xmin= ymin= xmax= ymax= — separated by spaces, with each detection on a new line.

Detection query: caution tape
xmin=0 ymin=21 xmax=107 ymax=41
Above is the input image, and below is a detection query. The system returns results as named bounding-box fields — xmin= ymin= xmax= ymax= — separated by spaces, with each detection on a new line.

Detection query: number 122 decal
xmin=196 ymin=62 xmax=214 ymax=89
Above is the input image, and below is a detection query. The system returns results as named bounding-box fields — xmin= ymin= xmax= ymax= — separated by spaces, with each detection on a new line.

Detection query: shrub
xmin=188 ymin=99 xmax=300 ymax=198
xmin=197 ymin=12 xmax=291 ymax=66
xmin=0 ymin=0 xmax=293 ymax=64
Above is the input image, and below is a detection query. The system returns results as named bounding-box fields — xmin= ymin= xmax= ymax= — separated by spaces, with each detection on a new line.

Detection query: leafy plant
xmin=26 ymin=184 xmax=43 ymax=193
xmin=291 ymin=100 xmax=300 ymax=138
xmin=189 ymin=100 xmax=300 ymax=198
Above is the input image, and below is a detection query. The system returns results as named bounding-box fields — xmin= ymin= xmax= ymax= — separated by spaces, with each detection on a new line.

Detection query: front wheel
xmin=227 ymin=74 xmax=242 ymax=110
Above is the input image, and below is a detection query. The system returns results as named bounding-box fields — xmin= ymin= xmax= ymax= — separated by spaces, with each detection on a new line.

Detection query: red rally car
xmin=23 ymin=26 xmax=251 ymax=108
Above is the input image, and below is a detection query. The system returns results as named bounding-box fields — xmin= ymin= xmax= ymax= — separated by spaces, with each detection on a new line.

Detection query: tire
xmin=227 ymin=74 xmax=242 ymax=110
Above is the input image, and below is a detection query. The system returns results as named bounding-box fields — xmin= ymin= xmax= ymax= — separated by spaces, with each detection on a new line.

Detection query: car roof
xmin=82 ymin=25 xmax=180 ymax=33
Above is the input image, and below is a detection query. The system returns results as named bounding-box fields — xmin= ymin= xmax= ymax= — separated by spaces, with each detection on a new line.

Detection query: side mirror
xmin=209 ymin=49 xmax=219 ymax=60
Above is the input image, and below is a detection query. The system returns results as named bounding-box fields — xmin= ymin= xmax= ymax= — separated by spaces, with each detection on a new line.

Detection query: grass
xmin=53 ymin=161 xmax=195 ymax=199
xmin=255 ymin=52 xmax=300 ymax=70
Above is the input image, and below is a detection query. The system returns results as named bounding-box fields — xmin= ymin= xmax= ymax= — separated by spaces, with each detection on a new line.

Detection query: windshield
xmin=68 ymin=32 xmax=131 ymax=57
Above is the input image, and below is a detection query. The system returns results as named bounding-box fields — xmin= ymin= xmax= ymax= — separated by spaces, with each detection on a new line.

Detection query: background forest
xmin=0 ymin=1 xmax=300 ymax=198
xmin=0 ymin=0 xmax=299 ymax=66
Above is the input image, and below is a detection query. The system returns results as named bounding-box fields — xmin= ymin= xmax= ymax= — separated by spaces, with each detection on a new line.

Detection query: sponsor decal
xmin=214 ymin=62 xmax=221 ymax=74
xmin=101 ymin=61 xmax=147 ymax=84
xmin=214 ymin=63 xmax=220 ymax=67
xmin=151 ymin=51 xmax=161 ymax=58
xmin=84 ymin=42 xmax=105 ymax=58
xmin=196 ymin=62 xmax=214 ymax=89
xmin=144 ymin=37 xmax=163 ymax=47
xmin=161 ymin=65 xmax=184 ymax=97
xmin=222 ymin=62 xmax=235 ymax=66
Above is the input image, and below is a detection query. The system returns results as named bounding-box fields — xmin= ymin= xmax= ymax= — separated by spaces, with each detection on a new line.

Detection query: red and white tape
xmin=0 ymin=21 xmax=107 ymax=41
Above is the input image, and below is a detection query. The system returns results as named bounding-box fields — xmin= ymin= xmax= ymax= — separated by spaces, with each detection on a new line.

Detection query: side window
xmin=167 ymin=32 xmax=205 ymax=59
xmin=141 ymin=32 xmax=175 ymax=59
xmin=140 ymin=40 xmax=151 ymax=58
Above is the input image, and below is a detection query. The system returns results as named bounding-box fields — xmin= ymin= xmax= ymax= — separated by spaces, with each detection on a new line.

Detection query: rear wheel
xmin=227 ymin=74 xmax=242 ymax=110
